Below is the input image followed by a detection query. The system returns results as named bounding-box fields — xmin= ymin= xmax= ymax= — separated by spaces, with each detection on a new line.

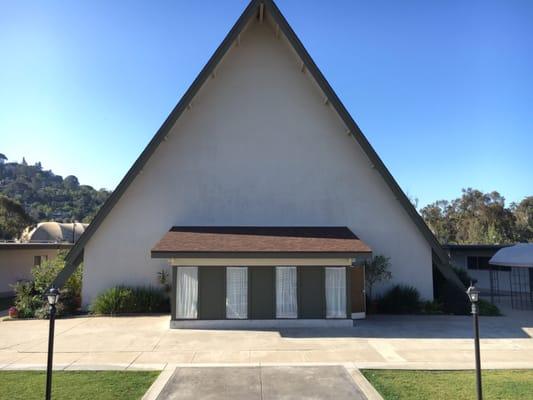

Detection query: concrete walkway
xmin=153 ymin=366 xmax=367 ymax=400
xmin=1 ymin=310 xmax=532 ymax=371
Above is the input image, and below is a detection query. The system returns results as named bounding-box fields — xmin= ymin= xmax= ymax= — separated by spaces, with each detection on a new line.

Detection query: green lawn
xmin=1 ymin=371 xmax=160 ymax=400
xmin=362 ymin=369 xmax=533 ymax=400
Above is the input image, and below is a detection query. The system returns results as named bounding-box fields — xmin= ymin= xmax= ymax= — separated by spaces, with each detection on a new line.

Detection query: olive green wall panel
xmin=298 ymin=266 xmax=325 ymax=318
xmin=249 ymin=267 xmax=275 ymax=319
xmin=198 ymin=267 xmax=226 ymax=319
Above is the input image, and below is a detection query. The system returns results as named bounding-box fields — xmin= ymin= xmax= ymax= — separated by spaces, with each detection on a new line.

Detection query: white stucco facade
xmin=81 ymin=17 xmax=433 ymax=307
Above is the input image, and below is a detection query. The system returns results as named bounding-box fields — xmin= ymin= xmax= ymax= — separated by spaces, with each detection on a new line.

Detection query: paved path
xmin=155 ymin=366 xmax=367 ymax=400
xmin=1 ymin=309 xmax=532 ymax=370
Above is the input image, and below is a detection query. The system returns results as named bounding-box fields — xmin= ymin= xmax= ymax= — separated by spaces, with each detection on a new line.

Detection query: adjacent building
xmin=446 ymin=244 xmax=511 ymax=293
xmin=0 ymin=222 xmax=86 ymax=297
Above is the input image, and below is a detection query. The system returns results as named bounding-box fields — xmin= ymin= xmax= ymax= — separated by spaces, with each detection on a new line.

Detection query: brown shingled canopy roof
xmin=151 ymin=226 xmax=371 ymax=258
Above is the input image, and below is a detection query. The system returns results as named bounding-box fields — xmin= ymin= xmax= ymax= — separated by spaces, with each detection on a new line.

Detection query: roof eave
xmin=151 ymin=251 xmax=371 ymax=259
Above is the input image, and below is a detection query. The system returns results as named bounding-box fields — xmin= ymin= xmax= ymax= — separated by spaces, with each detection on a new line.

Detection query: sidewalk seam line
xmin=126 ymin=352 xmax=143 ymax=370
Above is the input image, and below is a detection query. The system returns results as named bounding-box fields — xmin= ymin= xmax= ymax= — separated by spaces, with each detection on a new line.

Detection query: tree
xmin=420 ymin=200 xmax=456 ymax=243
xmin=364 ymin=255 xmax=392 ymax=301
xmin=0 ymin=153 xmax=111 ymax=222
xmin=420 ymin=188 xmax=519 ymax=244
xmin=0 ymin=153 xmax=7 ymax=164
xmin=512 ymin=196 xmax=533 ymax=242
xmin=12 ymin=250 xmax=83 ymax=318
xmin=0 ymin=196 xmax=33 ymax=240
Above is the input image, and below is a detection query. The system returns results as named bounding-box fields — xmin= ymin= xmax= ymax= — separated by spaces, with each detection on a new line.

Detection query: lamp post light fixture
xmin=45 ymin=287 xmax=60 ymax=400
xmin=466 ymin=283 xmax=482 ymax=400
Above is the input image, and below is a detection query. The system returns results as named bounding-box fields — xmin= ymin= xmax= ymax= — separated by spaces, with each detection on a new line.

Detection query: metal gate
xmin=509 ymin=267 xmax=533 ymax=310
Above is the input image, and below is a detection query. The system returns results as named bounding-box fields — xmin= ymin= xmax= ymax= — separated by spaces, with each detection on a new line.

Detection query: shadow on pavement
xmin=277 ymin=313 xmax=533 ymax=339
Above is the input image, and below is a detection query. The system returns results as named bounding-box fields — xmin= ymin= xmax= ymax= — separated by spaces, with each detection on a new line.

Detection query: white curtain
xmin=326 ymin=267 xmax=346 ymax=318
xmin=276 ymin=266 xmax=298 ymax=318
xmin=226 ymin=267 xmax=248 ymax=319
xmin=176 ymin=267 xmax=198 ymax=319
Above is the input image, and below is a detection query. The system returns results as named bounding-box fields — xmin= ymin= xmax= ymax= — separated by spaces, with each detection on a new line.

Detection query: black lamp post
xmin=466 ymin=283 xmax=482 ymax=400
xmin=45 ymin=287 xmax=60 ymax=400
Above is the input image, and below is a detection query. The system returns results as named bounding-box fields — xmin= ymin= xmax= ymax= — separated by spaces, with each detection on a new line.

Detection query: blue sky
xmin=1 ymin=0 xmax=532 ymax=208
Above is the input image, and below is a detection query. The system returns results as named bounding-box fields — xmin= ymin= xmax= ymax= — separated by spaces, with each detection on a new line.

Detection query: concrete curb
xmin=142 ymin=365 xmax=174 ymax=400
xmin=3 ymin=360 xmax=533 ymax=370
xmin=346 ymin=366 xmax=384 ymax=400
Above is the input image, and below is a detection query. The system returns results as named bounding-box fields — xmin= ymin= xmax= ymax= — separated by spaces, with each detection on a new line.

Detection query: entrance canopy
xmin=152 ymin=227 xmax=369 ymax=325
xmin=489 ymin=243 xmax=533 ymax=268
xmin=151 ymin=226 xmax=371 ymax=259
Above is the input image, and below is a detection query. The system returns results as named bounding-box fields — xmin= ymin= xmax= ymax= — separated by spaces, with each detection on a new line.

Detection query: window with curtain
xmin=226 ymin=267 xmax=248 ymax=319
xmin=276 ymin=266 xmax=297 ymax=318
xmin=325 ymin=267 xmax=346 ymax=318
xmin=176 ymin=267 xmax=198 ymax=319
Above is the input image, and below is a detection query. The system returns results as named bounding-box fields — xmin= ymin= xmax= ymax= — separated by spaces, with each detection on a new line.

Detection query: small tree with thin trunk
xmin=364 ymin=255 xmax=392 ymax=301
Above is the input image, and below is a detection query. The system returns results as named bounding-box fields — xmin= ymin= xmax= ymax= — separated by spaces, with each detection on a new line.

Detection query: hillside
xmin=0 ymin=153 xmax=110 ymax=238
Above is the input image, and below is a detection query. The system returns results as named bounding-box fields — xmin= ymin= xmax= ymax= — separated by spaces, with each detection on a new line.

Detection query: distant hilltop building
xmin=20 ymin=222 xmax=88 ymax=243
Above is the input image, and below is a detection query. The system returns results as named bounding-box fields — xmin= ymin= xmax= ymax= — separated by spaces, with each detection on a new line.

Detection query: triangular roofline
xmin=53 ymin=0 xmax=463 ymax=288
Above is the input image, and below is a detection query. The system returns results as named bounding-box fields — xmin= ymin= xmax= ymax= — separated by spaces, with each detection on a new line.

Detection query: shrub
xmin=90 ymin=286 xmax=169 ymax=315
xmin=478 ymin=299 xmax=502 ymax=316
xmin=11 ymin=280 xmax=42 ymax=318
xmin=11 ymin=251 xmax=82 ymax=318
xmin=8 ymin=306 xmax=18 ymax=318
xmin=376 ymin=285 xmax=422 ymax=314
xmin=364 ymin=255 xmax=392 ymax=301
xmin=157 ymin=269 xmax=171 ymax=294
xmin=451 ymin=265 xmax=477 ymax=287
xmin=421 ymin=300 xmax=444 ymax=314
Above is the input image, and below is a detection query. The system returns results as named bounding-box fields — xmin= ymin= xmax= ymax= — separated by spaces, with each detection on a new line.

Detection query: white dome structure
xmin=21 ymin=222 xmax=88 ymax=243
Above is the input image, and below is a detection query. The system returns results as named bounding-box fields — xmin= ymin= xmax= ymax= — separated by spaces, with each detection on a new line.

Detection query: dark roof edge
xmin=53 ymin=0 xmax=461 ymax=289
xmin=151 ymin=251 xmax=371 ymax=259
xmin=444 ymin=244 xmax=511 ymax=250
xmin=0 ymin=243 xmax=73 ymax=250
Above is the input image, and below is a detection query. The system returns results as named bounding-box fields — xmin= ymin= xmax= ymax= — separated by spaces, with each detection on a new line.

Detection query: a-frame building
xmin=55 ymin=0 xmax=461 ymax=327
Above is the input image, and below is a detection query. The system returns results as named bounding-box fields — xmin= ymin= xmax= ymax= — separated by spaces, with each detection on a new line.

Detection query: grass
xmin=0 ymin=371 xmax=160 ymax=400
xmin=0 ymin=296 xmax=14 ymax=311
xmin=362 ymin=369 xmax=533 ymax=400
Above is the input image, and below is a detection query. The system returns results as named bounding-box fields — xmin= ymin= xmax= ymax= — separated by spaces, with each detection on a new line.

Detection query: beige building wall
xmin=82 ymin=17 xmax=433 ymax=307
xmin=0 ymin=248 xmax=62 ymax=296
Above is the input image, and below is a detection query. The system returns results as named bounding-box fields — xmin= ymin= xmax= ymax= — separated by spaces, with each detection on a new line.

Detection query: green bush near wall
xmin=478 ymin=298 xmax=502 ymax=316
xmin=374 ymin=284 xmax=501 ymax=316
xmin=90 ymin=286 xmax=169 ymax=315
xmin=375 ymin=285 xmax=422 ymax=314
xmin=11 ymin=251 xmax=82 ymax=319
